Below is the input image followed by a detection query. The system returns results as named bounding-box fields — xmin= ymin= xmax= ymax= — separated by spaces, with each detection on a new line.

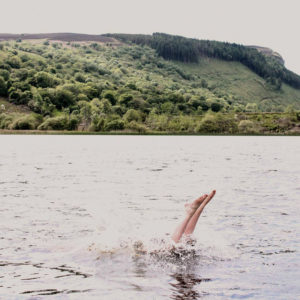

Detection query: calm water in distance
xmin=0 ymin=135 xmax=299 ymax=299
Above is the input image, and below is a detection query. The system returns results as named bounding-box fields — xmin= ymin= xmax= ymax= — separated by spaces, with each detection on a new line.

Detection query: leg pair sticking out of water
xmin=171 ymin=190 xmax=216 ymax=244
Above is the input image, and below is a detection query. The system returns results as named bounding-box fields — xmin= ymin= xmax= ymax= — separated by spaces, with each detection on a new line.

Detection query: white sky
xmin=1 ymin=0 xmax=299 ymax=74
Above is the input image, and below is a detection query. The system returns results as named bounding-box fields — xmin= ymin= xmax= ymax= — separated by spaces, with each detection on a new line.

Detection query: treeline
xmin=106 ymin=33 xmax=300 ymax=89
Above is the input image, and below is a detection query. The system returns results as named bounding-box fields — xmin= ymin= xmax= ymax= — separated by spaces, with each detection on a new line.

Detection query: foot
xmin=185 ymin=194 xmax=207 ymax=216
xmin=202 ymin=190 xmax=216 ymax=206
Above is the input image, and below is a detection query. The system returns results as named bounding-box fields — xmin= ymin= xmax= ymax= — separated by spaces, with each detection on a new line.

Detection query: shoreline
xmin=0 ymin=129 xmax=299 ymax=136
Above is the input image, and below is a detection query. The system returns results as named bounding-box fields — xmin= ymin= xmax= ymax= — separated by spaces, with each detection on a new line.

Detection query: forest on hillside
xmin=106 ymin=33 xmax=300 ymax=90
xmin=0 ymin=36 xmax=300 ymax=134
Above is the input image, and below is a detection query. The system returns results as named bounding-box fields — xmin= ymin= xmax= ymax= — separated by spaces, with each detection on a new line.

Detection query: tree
xmin=0 ymin=69 xmax=10 ymax=81
xmin=196 ymin=113 xmax=238 ymax=133
xmin=123 ymin=109 xmax=141 ymax=123
xmin=119 ymin=93 xmax=133 ymax=106
xmin=19 ymin=90 xmax=33 ymax=105
xmin=238 ymin=120 xmax=258 ymax=134
xmin=34 ymin=72 xmax=57 ymax=88
xmin=188 ymin=97 xmax=201 ymax=109
xmin=211 ymin=102 xmax=222 ymax=112
xmin=54 ymin=87 xmax=75 ymax=108
xmin=82 ymin=84 xmax=99 ymax=99
xmin=105 ymin=119 xmax=125 ymax=131
xmin=102 ymin=90 xmax=117 ymax=105
xmin=79 ymin=101 xmax=92 ymax=128
xmin=100 ymin=99 xmax=112 ymax=114
xmin=245 ymin=103 xmax=258 ymax=113
xmin=75 ymin=73 xmax=86 ymax=83
xmin=161 ymin=102 xmax=175 ymax=114
xmin=0 ymin=76 xmax=7 ymax=96
xmin=7 ymin=56 xmax=21 ymax=68
xmin=284 ymin=104 xmax=296 ymax=114
xmin=8 ymin=87 xmax=22 ymax=104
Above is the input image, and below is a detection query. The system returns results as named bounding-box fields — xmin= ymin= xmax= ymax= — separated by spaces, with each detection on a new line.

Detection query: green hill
xmin=0 ymin=33 xmax=299 ymax=134
xmin=175 ymin=59 xmax=300 ymax=111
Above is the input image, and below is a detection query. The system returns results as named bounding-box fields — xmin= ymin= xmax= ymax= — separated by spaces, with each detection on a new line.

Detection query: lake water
xmin=0 ymin=135 xmax=299 ymax=299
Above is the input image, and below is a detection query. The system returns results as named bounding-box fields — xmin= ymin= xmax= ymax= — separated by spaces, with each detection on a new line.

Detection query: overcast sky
xmin=1 ymin=0 xmax=299 ymax=74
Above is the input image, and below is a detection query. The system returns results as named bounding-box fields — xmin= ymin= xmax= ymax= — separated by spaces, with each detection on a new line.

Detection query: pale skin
xmin=133 ymin=190 xmax=216 ymax=254
xmin=171 ymin=190 xmax=216 ymax=243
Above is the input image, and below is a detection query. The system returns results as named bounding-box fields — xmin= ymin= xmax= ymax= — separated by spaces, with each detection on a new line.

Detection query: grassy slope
xmin=176 ymin=58 xmax=300 ymax=109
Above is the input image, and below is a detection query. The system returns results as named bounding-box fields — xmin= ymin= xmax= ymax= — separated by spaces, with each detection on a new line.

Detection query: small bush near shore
xmin=104 ymin=119 xmax=125 ymax=131
xmin=11 ymin=114 xmax=42 ymax=130
xmin=0 ymin=113 xmax=13 ymax=129
xmin=238 ymin=120 xmax=259 ymax=134
xmin=38 ymin=116 xmax=69 ymax=130
xmin=126 ymin=121 xmax=148 ymax=133
xmin=196 ymin=113 xmax=238 ymax=134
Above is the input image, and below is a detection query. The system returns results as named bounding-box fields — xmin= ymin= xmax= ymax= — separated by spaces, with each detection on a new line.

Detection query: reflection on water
xmin=170 ymin=273 xmax=211 ymax=300
xmin=0 ymin=135 xmax=299 ymax=299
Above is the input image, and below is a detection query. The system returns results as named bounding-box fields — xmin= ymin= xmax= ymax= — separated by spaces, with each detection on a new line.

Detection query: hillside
xmin=0 ymin=33 xmax=300 ymax=134
xmin=175 ymin=59 xmax=300 ymax=111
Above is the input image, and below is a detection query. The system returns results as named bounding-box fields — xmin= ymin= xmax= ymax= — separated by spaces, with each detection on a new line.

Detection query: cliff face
xmin=247 ymin=45 xmax=285 ymax=65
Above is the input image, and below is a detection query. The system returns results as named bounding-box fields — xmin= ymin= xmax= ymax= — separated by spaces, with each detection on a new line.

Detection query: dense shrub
xmin=6 ymin=56 xmax=21 ymax=68
xmin=126 ymin=121 xmax=148 ymax=133
xmin=123 ymin=109 xmax=141 ymax=123
xmin=146 ymin=113 xmax=169 ymax=131
xmin=161 ymin=102 xmax=175 ymax=114
xmin=67 ymin=115 xmax=80 ymax=130
xmin=104 ymin=119 xmax=125 ymax=131
xmin=0 ymin=69 xmax=10 ymax=81
xmin=11 ymin=114 xmax=42 ymax=130
xmin=0 ymin=76 xmax=7 ymax=96
xmin=90 ymin=116 xmax=105 ymax=131
xmin=38 ymin=116 xmax=69 ymax=130
xmin=34 ymin=71 xmax=59 ymax=88
xmin=167 ymin=116 xmax=195 ymax=132
xmin=119 ymin=93 xmax=133 ymax=105
xmin=53 ymin=88 xmax=75 ymax=108
xmin=102 ymin=90 xmax=117 ymax=105
xmin=211 ymin=102 xmax=222 ymax=112
xmin=238 ymin=120 xmax=259 ymax=134
xmin=82 ymin=84 xmax=99 ymax=99
xmin=196 ymin=113 xmax=238 ymax=133
xmin=8 ymin=88 xmax=22 ymax=104
xmin=245 ymin=103 xmax=258 ymax=113
xmin=0 ymin=113 xmax=13 ymax=129
xmin=99 ymin=99 xmax=112 ymax=114
xmin=75 ymin=73 xmax=86 ymax=83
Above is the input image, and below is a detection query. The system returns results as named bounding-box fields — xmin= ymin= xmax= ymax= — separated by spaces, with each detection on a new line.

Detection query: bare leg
xmin=183 ymin=190 xmax=216 ymax=236
xmin=171 ymin=194 xmax=207 ymax=243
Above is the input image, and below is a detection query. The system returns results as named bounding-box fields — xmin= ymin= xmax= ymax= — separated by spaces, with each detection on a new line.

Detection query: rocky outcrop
xmin=248 ymin=45 xmax=285 ymax=65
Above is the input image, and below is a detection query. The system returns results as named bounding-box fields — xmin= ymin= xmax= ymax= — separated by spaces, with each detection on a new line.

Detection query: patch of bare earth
xmin=0 ymin=98 xmax=31 ymax=114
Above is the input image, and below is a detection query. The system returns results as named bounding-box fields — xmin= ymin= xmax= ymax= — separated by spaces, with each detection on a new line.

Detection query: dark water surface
xmin=0 ymin=136 xmax=299 ymax=299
